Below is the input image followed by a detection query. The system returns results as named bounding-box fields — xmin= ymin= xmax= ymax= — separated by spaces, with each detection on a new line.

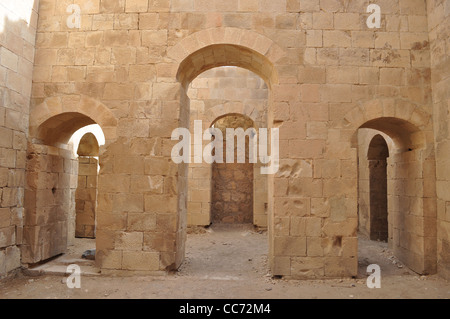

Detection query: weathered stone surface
xmin=75 ymin=157 xmax=98 ymax=238
xmin=0 ymin=0 xmax=446 ymax=281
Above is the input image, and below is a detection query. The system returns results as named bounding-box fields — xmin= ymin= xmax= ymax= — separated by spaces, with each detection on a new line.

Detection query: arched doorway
xmin=182 ymin=68 xmax=269 ymax=276
xmin=185 ymin=65 xmax=269 ymax=228
xmin=174 ymin=39 xmax=280 ymax=275
xmin=24 ymin=99 xmax=115 ymax=265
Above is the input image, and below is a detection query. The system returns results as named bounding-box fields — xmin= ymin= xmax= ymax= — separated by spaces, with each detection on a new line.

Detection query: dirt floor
xmin=0 ymin=224 xmax=449 ymax=299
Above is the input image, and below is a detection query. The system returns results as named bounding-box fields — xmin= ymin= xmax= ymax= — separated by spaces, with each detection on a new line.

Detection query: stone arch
xmin=75 ymin=132 xmax=100 ymax=239
xmin=205 ymin=105 xmax=260 ymax=128
xmin=368 ymin=134 xmax=390 ymax=160
xmin=185 ymin=66 xmax=270 ymax=228
xmin=169 ymin=27 xmax=284 ymax=74
xmin=175 ymin=34 xmax=281 ymax=270
xmin=24 ymin=96 xmax=117 ymax=264
xmin=210 ymin=112 xmax=256 ymax=128
xmin=345 ymin=99 xmax=431 ymax=150
xmin=177 ymin=44 xmax=278 ymax=89
xmin=77 ymin=133 xmax=100 ymax=157
xmin=170 ymin=28 xmax=284 ymax=89
xmin=29 ymin=95 xmax=117 ymax=145
xmin=352 ymin=104 xmax=437 ymax=275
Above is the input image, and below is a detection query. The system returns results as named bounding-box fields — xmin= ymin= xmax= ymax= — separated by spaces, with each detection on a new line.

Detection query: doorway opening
xmin=24 ymin=114 xmax=105 ymax=274
xmin=367 ymin=134 xmax=389 ymax=242
xmin=211 ymin=114 xmax=255 ymax=224
xmin=74 ymin=132 xmax=100 ymax=239
xmin=182 ymin=64 xmax=271 ymax=277
xmin=186 ymin=66 xmax=269 ymax=229
xmin=356 ymin=117 xmax=436 ymax=277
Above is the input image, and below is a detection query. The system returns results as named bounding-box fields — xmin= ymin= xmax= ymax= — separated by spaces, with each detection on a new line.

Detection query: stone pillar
xmin=186 ymin=67 xmax=269 ymax=227
xmin=388 ymin=148 xmax=437 ymax=275
xmin=22 ymin=143 xmax=78 ymax=264
xmin=95 ymin=82 xmax=185 ymax=274
xmin=0 ymin=0 xmax=39 ymax=277
xmin=427 ymin=0 xmax=450 ymax=279
xmin=75 ymin=157 xmax=98 ymax=238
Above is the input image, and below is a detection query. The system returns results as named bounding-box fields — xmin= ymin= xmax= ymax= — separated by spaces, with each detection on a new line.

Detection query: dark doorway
xmin=368 ymin=134 xmax=389 ymax=242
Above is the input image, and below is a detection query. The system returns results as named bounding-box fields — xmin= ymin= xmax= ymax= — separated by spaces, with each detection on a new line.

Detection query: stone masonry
xmin=0 ymin=0 xmax=39 ymax=276
xmin=0 ymin=0 xmax=449 ymax=280
xmin=187 ymin=67 xmax=268 ymax=227
xmin=75 ymin=132 xmax=99 ymax=238
xmin=211 ymin=114 xmax=255 ymax=224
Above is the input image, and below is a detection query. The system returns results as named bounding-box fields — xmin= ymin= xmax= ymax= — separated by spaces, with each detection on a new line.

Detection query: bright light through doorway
xmin=69 ymin=124 xmax=106 ymax=159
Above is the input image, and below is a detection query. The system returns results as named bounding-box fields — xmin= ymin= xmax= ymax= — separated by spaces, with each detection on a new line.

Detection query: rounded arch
xmin=77 ymin=132 xmax=100 ymax=157
xmin=205 ymin=103 xmax=260 ymax=128
xmin=170 ymin=28 xmax=284 ymax=89
xmin=210 ymin=112 xmax=256 ymax=129
xmin=36 ymin=112 xmax=97 ymax=146
xmin=368 ymin=134 xmax=389 ymax=160
xmin=168 ymin=27 xmax=285 ymax=66
xmin=358 ymin=117 xmax=424 ymax=152
xmin=177 ymin=44 xmax=278 ymax=89
xmin=345 ymin=99 xmax=431 ymax=150
xmin=30 ymin=95 xmax=117 ymax=145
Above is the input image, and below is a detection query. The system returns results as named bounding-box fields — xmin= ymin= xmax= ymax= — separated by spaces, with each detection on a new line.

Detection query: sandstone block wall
xmin=427 ymin=0 xmax=450 ymax=279
xmin=211 ymin=115 xmax=254 ymax=224
xmin=0 ymin=0 xmax=39 ymax=277
xmin=75 ymin=157 xmax=97 ymax=238
xmin=23 ymin=143 xmax=78 ymax=264
xmin=187 ymin=67 xmax=268 ymax=227
xmin=0 ymin=0 xmax=446 ymax=279
xmin=358 ymin=125 xmax=437 ymax=275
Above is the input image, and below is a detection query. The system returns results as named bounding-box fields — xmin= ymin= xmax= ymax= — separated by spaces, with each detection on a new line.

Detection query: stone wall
xmin=0 ymin=0 xmax=39 ymax=277
xmin=427 ymin=0 xmax=450 ymax=279
xmin=187 ymin=67 xmax=268 ymax=226
xmin=23 ymin=143 xmax=78 ymax=264
xmin=14 ymin=0 xmax=448 ymax=279
xmin=75 ymin=157 xmax=97 ymax=238
xmin=211 ymin=115 xmax=254 ymax=224
xmin=357 ymin=125 xmax=437 ymax=275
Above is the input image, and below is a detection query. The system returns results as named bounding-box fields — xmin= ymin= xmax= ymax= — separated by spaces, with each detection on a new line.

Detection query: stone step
xmin=53 ymin=256 xmax=94 ymax=266
xmin=25 ymin=263 xmax=101 ymax=277
xmin=25 ymin=255 xmax=100 ymax=277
